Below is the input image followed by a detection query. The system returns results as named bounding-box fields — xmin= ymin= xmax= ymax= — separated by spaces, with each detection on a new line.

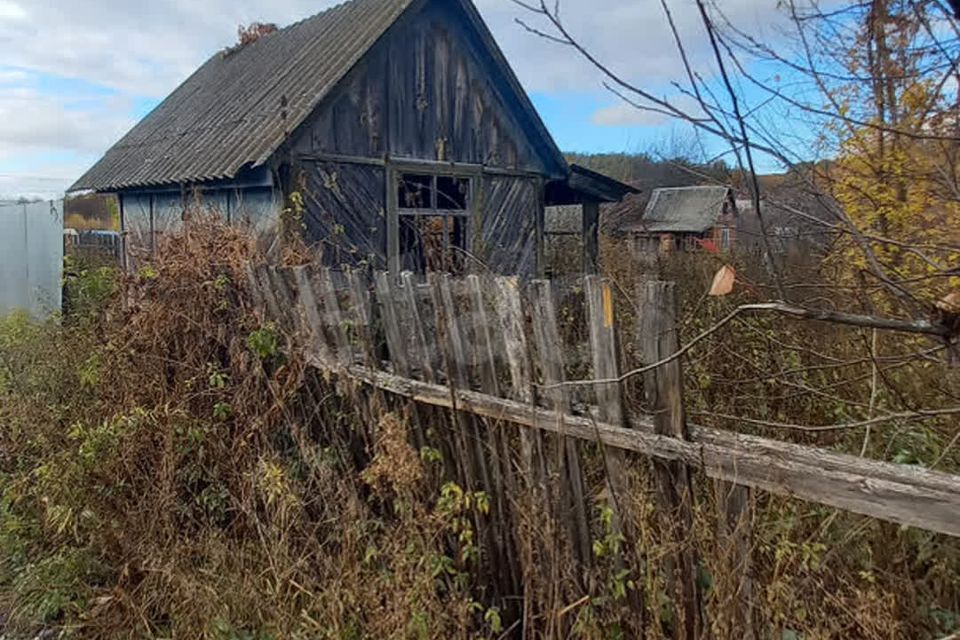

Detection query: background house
xmin=69 ymin=0 xmax=634 ymax=276
xmin=623 ymin=186 xmax=737 ymax=253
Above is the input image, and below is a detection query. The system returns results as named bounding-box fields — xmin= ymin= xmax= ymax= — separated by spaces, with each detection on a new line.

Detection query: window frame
xmin=387 ymin=160 xmax=481 ymax=275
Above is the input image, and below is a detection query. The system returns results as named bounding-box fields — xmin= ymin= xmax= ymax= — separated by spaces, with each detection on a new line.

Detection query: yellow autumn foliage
xmin=829 ymin=77 xmax=960 ymax=304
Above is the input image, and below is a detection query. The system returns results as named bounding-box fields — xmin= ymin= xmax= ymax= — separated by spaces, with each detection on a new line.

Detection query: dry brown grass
xmin=0 ymin=219 xmax=958 ymax=638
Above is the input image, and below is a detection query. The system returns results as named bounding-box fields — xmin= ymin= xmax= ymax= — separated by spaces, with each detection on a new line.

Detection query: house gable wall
xmin=288 ymin=0 xmax=551 ymax=275
xmin=289 ymin=0 xmax=554 ymax=175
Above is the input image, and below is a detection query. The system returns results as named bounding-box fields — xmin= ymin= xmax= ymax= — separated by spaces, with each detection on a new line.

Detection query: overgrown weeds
xmin=0 ymin=218 xmax=483 ymax=638
xmin=0 ymin=218 xmax=958 ymax=638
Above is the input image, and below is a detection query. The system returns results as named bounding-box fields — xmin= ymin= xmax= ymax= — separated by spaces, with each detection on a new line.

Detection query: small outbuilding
xmin=623 ymin=186 xmax=737 ymax=253
xmin=70 ymin=0 xmax=635 ymax=276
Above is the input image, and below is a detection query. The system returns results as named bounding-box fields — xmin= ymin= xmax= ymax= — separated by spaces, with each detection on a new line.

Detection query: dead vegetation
xmin=1 ymin=217 xmax=959 ymax=638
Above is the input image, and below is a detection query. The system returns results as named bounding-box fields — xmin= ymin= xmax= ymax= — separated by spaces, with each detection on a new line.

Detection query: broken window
xmin=395 ymin=170 xmax=473 ymax=274
xmin=436 ymin=175 xmax=469 ymax=210
xmin=399 ymin=215 xmax=467 ymax=273
xmin=397 ymin=173 xmax=469 ymax=212
xmin=398 ymin=173 xmax=434 ymax=209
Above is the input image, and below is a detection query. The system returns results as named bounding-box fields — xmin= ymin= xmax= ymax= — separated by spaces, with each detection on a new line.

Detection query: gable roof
xmin=71 ymin=0 xmax=567 ymax=193
xmin=625 ymin=186 xmax=733 ymax=234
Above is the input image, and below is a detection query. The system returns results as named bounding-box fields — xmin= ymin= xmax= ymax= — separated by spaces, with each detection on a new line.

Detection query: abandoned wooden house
xmin=69 ymin=0 xmax=636 ymax=276
xmin=623 ymin=185 xmax=738 ymax=254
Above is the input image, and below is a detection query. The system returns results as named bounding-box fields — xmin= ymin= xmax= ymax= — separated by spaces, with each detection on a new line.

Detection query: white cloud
xmin=475 ymin=0 xmax=794 ymax=94
xmin=0 ymin=86 xmax=136 ymax=157
xmin=0 ymin=166 xmax=86 ymax=200
xmin=0 ymin=0 xmax=349 ymax=97
xmin=0 ymin=0 xmax=797 ymax=99
xmin=591 ymin=92 xmax=709 ymax=128
xmin=0 ymin=0 xmax=27 ymax=22
xmin=592 ymin=103 xmax=670 ymax=127
xmin=0 ymin=0 xmax=801 ymax=196
xmin=0 ymin=68 xmax=28 ymax=84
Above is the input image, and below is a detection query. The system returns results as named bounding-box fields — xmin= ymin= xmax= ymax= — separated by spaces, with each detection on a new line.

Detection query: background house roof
xmin=624 ymin=185 xmax=732 ymax=234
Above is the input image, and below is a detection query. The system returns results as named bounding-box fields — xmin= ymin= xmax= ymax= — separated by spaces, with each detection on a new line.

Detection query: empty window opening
xmin=399 ymin=214 xmax=467 ymax=273
xmin=397 ymin=173 xmax=470 ymax=212
xmin=436 ymin=175 xmax=469 ymax=210
xmin=398 ymin=173 xmax=434 ymax=209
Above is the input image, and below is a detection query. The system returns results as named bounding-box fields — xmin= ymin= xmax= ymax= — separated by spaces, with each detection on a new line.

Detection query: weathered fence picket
xmin=374 ymin=271 xmax=410 ymax=377
xmin=641 ymin=281 xmax=701 ymax=640
xmin=584 ymin=275 xmax=648 ymax=630
xmin=529 ymin=280 xmax=592 ymax=573
xmin=464 ymin=275 xmax=523 ymax=598
xmin=317 ymin=267 xmax=349 ymax=365
xmin=344 ymin=268 xmax=373 ymax=363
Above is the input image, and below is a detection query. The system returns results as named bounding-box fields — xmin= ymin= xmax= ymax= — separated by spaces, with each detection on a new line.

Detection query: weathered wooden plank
xmin=491 ymin=278 xmax=531 ymax=392
xmin=489 ymin=275 xmax=549 ymax=632
xmin=344 ymin=269 xmax=373 ymax=364
xmin=345 ymin=269 xmax=371 ymax=327
xmin=529 ymin=280 xmax=592 ymax=571
xmin=432 ymin=273 xmax=469 ymax=388
xmin=270 ymin=266 xmax=302 ymax=335
xmin=374 ymin=271 xmax=410 ymax=376
xmin=245 ymin=264 xmax=267 ymax=317
xmin=584 ymin=276 xmax=631 ymax=506
xmin=492 ymin=276 xmax=544 ymax=481
xmin=466 ymin=275 xmax=502 ymax=399
xmin=585 ymin=276 xmax=625 ymax=424
xmin=431 ymin=273 xmax=513 ymax=599
xmin=400 ymin=272 xmax=435 ymax=383
xmin=716 ymin=480 xmax=755 ymax=640
xmin=316 ymin=267 xmax=350 ymax=366
xmin=255 ymin=265 xmax=283 ymax=324
xmin=464 ymin=274 xmax=520 ymax=595
xmin=302 ymin=356 xmax=960 ymax=539
xmin=291 ymin=266 xmax=330 ymax=366
xmin=481 ymin=175 xmax=542 ymax=278
xmin=641 ymin=280 xmax=702 ymax=640
xmin=430 ymin=274 xmax=488 ymax=489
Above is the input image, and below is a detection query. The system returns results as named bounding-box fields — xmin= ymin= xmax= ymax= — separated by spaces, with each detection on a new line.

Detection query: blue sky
xmin=0 ymin=0 xmax=801 ymax=198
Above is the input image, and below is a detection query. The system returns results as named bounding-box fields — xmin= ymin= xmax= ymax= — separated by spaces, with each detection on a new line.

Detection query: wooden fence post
xmin=492 ymin=276 xmax=544 ymax=484
xmin=640 ymin=280 xmax=702 ymax=640
xmin=374 ymin=272 xmax=410 ymax=377
xmin=343 ymin=268 xmax=373 ymax=365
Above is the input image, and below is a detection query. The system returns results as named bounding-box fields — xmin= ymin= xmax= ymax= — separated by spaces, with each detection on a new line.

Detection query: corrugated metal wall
xmin=0 ymin=200 xmax=63 ymax=318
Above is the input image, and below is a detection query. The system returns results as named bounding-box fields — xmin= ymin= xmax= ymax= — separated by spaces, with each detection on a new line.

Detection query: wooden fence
xmin=246 ymin=263 xmax=960 ymax=635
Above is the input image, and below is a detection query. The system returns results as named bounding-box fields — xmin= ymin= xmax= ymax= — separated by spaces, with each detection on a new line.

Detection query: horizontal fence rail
xmin=246 ymin=264 xmax=960 ymax=539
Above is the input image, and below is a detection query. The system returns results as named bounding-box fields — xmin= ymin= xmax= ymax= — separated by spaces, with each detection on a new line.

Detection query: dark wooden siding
xmin=476 ymin=174 xmax=541 ymax=277
xmin=291 ymin=0 xmax=549 ymax=174
xmin=301 ymin=161 xmax=387 ymax=270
